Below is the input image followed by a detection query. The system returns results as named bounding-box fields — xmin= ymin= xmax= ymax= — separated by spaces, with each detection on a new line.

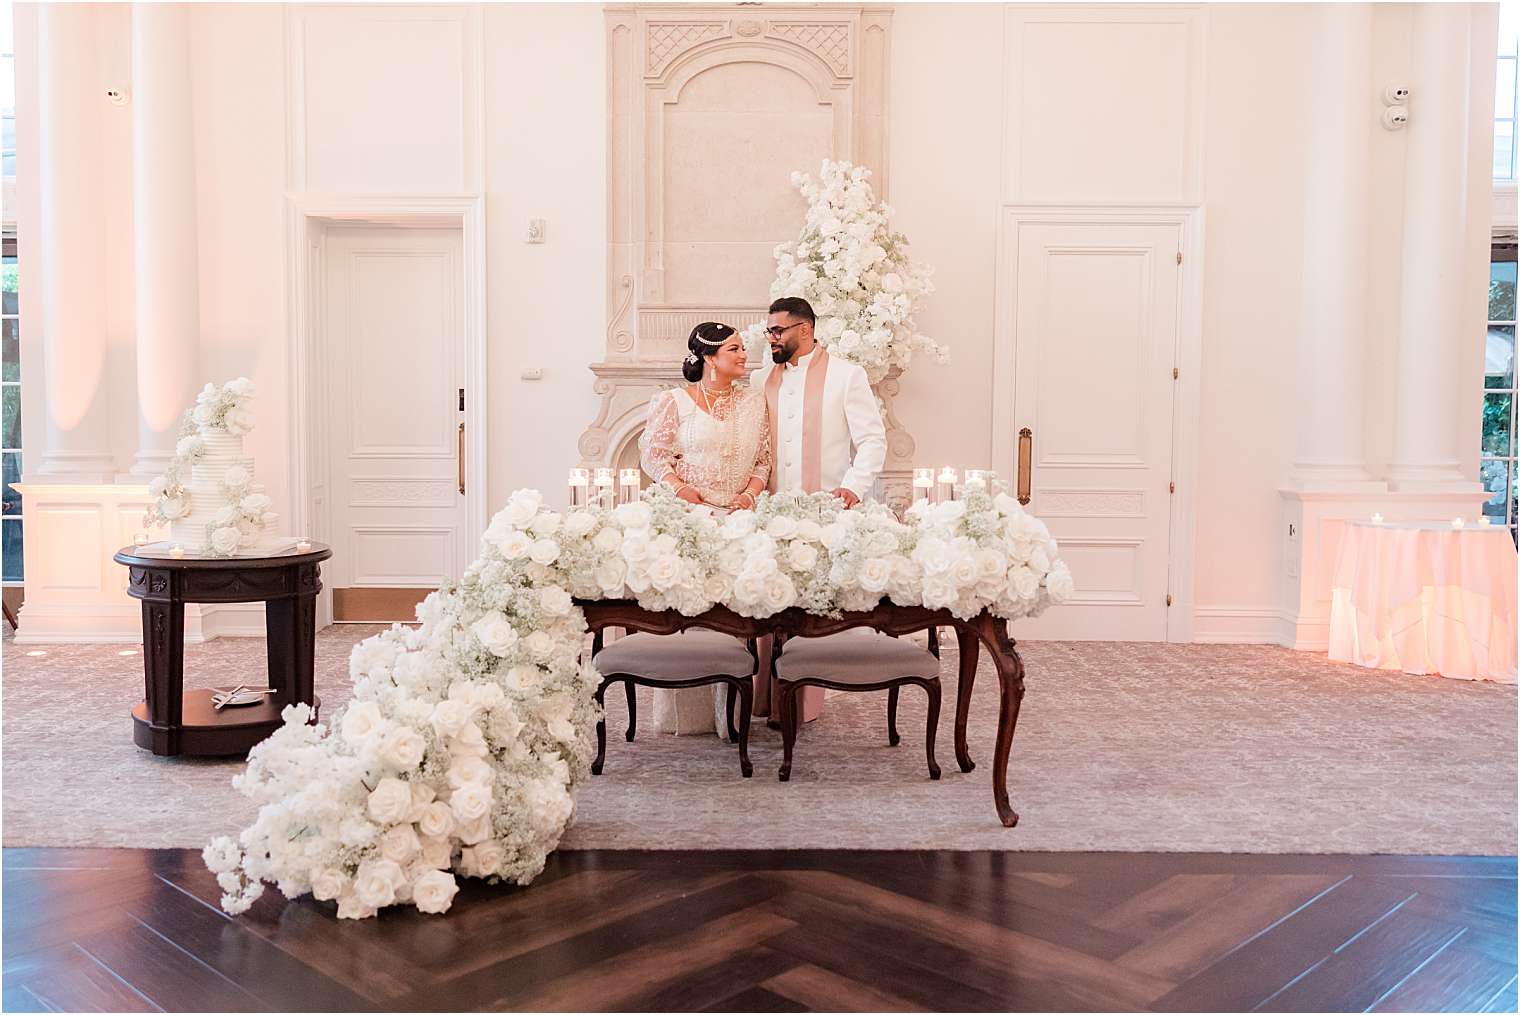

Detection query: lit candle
xmin=619 ymin=469 xmax=641 ymax=506
xmin=1479 ymin=516 xmax=1492 ymax=526
xmin=568 ymin=468 xmax=590 ymax=509
xmin=133 ymin=532 xmax=149 ymax=547
xmin=296 ymin=536 xmax=312 ymax=551
xmin=913 ymin=468 xmax=935 ymax=504
xmin=170 ymin=544 xmax=185 ymax=559
xmin=964 ymin=469 xmax=988 ymax=491
xmin=936 ymin=467 xmax=958 ymax=503
xmin=1370 ymin=512 xmax=1384 ymax=525
xmin=1451 ymin=517 xmax=1465 ymax=529
xmin=594 ymin=468 xmax=615 ymax=508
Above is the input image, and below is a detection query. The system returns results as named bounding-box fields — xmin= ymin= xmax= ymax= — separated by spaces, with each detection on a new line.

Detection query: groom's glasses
xmin=765 ymin=323 xmax=805 ymax=338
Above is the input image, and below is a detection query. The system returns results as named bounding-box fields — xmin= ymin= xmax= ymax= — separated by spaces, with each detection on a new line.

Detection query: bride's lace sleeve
xmin=639 ymin=390 xmax=682 ymax=484
xmin=749 ymin=395 xmax=773 ymax=486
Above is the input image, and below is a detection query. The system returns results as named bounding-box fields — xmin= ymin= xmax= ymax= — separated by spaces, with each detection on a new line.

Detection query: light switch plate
xmin=526 ymin=219 xmax=547 ymax=244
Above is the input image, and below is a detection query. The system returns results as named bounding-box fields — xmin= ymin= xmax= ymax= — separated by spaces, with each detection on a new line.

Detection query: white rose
xmin=461 ymin=838 xmax=505 ymax=877
xmin=539 ymin=586 xmax=573 ymax=617
xmin=418 ymin=834 xmax=454 ymax=870
xmin=594 ymin=557 xmax=627 ymax=595
xmin=416 ymin=801 xmax=454 ymax=840
xmin=159 ymin=494 xmax=190 ymax=520
xmin=795 ymin=519 xmax=824 ymax=542
xmin=353 ymin=858 xmax=406 ymax=909
xmin=613 ymin=501 xmax=651 ymax=530
xmin=1008 ymin=564 xmax=1040 ymax=599
xmin=366 ymin=777 xmax=413 ymax=824
xmin=838 ymin=330 xmax=861 ymax=355
xmin=406 ymin=781 xmax=436 ymax=822
xmin=336 ymin=891 xmax=378 ymax=920
xmin=455 ymin=813 xmax=492 ymax=845
xmin=240 ymin=493 xmax=272 ymax=515
xmin=378 ymin=823 xmax=421 ymax=864
xmin=1045 ymin=560 xmax=1074 ymax=602
xmin=175 ymin=435 xmax=204 ymax=459
xmin=528 ymin=538 xmax=560 ymax=566
xmin=762 ymin=573 xmax=797 ymax=613
xmin=504 ymin=490 xmax=543 ymax=527
xmin=449 ymin=722 xmax=489 ymax=759
xmin=786 ymin=541 xmax=819 ymax=572
xmin=447 ymin=755 xmax=495 ymax=788
xmin=646 ymin=554 xmax=681 ymax=591
xmin=922 ymin=575 xmax=958 ymax=609
xmin=192 ymin=402 xmax=215 ymax=426
xmin=563 ymin=511 xmax=598 ymax=538
xmin=857 ymin=557 xmax=892 ymax=594
xmin=592 ymin=526 xmax=623 ymax=554
xmin=524 ymin=630 xmax=556 ymax=661
xmin=341 ymin=701 xmax=386 ymax=742
xmin=504 ymin=665 xmax=543 ymax=692
xmin=311 ymin=868 xmax=346 ymax=902
xmin=881 ymin=272 xmax=905 ymax=294
xmin=225 ymin=377 xmax=255 ymax=397
xmin=147 ymin=476 xmax=168 ymax=499
xmin=411 ymin=869 xmax=459 ymax=915
xmin=450 ymin=782 xmax=492 ymax=823
xmin=721 ymin=511 xmax=757 ymax=539
xmin=470 ymin=613 xmax=519 ymax=657
xmin=379 ymin=725 xmax=425 ymax=771
xmin=913 ymin=536 xmax=953 ymax=575
xmin=431 ymin=699 xmax=474 ymax=738
xmin=224 ymin=407 xmax=256 ymax=436
xmin=493 ymin=530 xmax=531 ymax=561
xmin=213 ymin=506 xmax=241 ymax=528
xmin=766 ymin=516 xmax=799 ymax=540
xmin=210 ymin=526 xmax=241 ymax=555
xmin=529 ymin=511 xmax=562 ymax=537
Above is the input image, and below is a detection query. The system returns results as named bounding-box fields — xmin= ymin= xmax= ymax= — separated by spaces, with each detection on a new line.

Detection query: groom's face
xmin=767 ymin=313 xmax=811 ymax=365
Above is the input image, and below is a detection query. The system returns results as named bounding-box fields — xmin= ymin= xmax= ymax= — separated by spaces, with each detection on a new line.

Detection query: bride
xmin=638 ymin=321 xmax=771 ymax=736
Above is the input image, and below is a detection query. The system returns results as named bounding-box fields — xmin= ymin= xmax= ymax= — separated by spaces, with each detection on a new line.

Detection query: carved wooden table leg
xmin=265 ymin=568 xmax=318 ymax=711
xmin=974 ymin=614 xmax=1025 ymax=828
xmin=952 ymin=625 xmax=979 ymax=773
xmin=140 ymin=596 xmax=186 ymax=756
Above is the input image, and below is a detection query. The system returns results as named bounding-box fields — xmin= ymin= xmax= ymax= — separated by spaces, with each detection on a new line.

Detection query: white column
xmin=1292 ymin=3 xmax=1382 ymax=491
xmin=128 ymin=3 xmax=201 ymax=477
xmin=1388 ymin=4 xmax=1480 ymax=491
xmin=33 ymin=4 xmax=115 ymax=481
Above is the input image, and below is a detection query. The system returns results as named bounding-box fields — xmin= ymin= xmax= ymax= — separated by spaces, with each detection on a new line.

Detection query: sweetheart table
xmin=577 ymin=598 xmax=1028 ymax=826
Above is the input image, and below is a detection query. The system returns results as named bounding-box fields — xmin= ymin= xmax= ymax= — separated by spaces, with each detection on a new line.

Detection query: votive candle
xmin=1371 ymin=512 xmax=1384 ymax=525
xmin=170 ymin=544 xmax=185 ymax=559
xmin=619 ymin=469 xmax=641 ymax=506
xmin=1479 ymin=516 xmax=1492 ymax=526
xmin=1451 ymin=517 xmax=1465 ymax=529
xmin=296 ymin=536 xmax=312 ymax=551
xmin=568 ymin=468 xmax=590 ymax=509
xmin=594 ymin=468 xmax=615 ymax=508
xmin=936 ymin=467 xmax=958 ymax=503
xmin=964 ymin=469 xmax=989 ymax=491
xmin=913 ymin=468 xmax=935 ymax=504
xmin=133 ymin=532 xmax=149 ymax=547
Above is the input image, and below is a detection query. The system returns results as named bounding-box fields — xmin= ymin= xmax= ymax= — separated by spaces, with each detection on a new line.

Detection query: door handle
xmin=1016 ymin=427 xmax=1032 ymax=505
xmin=457 ymin=423 xmax=465 ymax=495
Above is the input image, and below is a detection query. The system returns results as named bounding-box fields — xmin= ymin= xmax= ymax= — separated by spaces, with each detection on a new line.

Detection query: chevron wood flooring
xmin=3 ymin=848 xmax=1514 ymax=1012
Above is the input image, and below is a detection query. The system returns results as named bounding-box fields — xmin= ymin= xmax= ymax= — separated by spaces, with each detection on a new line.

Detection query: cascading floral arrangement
xmin=743 ymin=159 xmax=948 ymax=385
xmin=205 ymin=485 xmax=1071 ymax=919
xmin=142 ymin=377 xmax=273 ymax=556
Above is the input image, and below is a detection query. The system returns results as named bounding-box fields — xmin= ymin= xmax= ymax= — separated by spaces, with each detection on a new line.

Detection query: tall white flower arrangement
xmin=744 ymin=159 xmax=947 ymax=384
xmin=207 ymin=485 xmax=1069 ymax=919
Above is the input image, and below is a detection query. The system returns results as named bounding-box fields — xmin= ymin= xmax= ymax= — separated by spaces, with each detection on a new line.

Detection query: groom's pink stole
xmin=760 ymin=347 xmax=831 ymax=725
xmin=763 ymin=347 xmax=830 ymax=494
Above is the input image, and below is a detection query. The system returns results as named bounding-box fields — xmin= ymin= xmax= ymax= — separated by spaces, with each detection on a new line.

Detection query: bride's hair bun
xmin=682 ymin=322 xmax=735 ymax=383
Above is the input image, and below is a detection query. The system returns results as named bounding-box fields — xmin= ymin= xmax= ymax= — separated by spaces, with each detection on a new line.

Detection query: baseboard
xmin=1191 ymin=605 xmax=1283 ymax=644
xmin=14 ymin=602 xmax=268 ymax=644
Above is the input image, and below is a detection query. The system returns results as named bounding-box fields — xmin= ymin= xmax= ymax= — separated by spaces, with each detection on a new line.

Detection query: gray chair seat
xmin=776 ymin=630 xmax=940 ymax=683
xmin=594 ymin=630 xmax=754 ymax=681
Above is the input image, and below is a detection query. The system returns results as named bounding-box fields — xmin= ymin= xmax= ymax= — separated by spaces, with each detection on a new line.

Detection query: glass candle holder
xmin=169 ymin=544 xmax=186 ymax=559
xmin=936 ymin=467 xmax=958 ymax=503
xmin=296 ymin=537 xmax=312 ymax=551
xmin=619 ymin=469 xmax=641 ymax=506
xmin=594 ymin=468 xmax=616 ymax=509
xmin=964 ymin=469 xmax=989 ymax=494
xmin=912 ymin=468 xmax=935 ymax=504
xmin=568 ymin=468 xmax=590 ymax=509
xmin=1371 ymin=512 xmax=1384 ymax=525
xmin=133 ymin=532 xmax=149 ymax=547
xmin=1451 ymin=517 xmax=1466 ymax=529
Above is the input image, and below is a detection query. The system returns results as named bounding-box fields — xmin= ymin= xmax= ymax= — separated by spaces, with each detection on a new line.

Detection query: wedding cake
xmin=145 ymin=378 xmax=279 ymax=556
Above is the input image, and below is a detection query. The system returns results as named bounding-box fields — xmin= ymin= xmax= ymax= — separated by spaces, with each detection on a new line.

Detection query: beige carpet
xmin=2 ymin=626 xmax=1515 ymax=854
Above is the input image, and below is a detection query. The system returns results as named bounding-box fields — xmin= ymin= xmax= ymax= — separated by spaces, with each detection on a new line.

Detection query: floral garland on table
xmin=142 ymin=378 xmax=274 ymax=556
xmin=742 ymin=159 xmax=948 ymax=385
xmin=204 ymin=485 xmax=1071 ymax=919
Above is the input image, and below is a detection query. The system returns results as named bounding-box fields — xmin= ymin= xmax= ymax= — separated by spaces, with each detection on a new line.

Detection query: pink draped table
xmin=1329 ymin=521 xmax=1518 ymax=683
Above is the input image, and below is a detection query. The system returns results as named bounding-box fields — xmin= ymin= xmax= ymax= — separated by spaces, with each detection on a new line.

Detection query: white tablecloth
xmin=1329 ymin=521 xmax=1518 ymax=683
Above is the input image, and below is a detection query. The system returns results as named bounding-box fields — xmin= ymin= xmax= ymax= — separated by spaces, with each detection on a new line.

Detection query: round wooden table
xmin=113 ymin=542 xmax=332 ymax=756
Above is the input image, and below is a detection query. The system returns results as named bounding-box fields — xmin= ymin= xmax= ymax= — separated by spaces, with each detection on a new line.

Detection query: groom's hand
xmin=831 ymin=487 xmax=860 ymax=508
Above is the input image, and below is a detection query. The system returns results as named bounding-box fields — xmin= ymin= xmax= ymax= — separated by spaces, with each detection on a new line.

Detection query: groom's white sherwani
xmin=754 ymin=348 xmax=887 ymax=499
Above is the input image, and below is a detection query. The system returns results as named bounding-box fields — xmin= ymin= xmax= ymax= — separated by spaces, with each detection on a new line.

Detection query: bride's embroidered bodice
xmin=639 ymin=386 xmax=771 ymax=507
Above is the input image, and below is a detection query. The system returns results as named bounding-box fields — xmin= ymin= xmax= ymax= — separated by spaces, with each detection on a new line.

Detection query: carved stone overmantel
xmin=584 ymin=4 xmax=911 ymax=508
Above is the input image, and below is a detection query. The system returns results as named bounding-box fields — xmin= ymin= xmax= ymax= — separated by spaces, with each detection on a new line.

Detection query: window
xmin=2 ymin=234 xmax=17 ymax=581
xmin=1483 ymin=242 xmax=1518 ymax=545
xmin=1501 ymin=0 xmax=1519 ymax=180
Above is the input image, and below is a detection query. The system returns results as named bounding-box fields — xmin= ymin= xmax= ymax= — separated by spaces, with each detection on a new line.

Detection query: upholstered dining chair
xmin=590 ymin=629 xmax=757 ymax=777
xmin=773 ymin=628 xmax=942 ymax=783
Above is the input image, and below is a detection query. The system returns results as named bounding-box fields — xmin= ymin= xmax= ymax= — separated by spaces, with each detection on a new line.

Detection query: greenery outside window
xmin=2 ymin=234 xmax=18 ymax=581
xmin=1483 ymin=241 xmax=1518 ymax=546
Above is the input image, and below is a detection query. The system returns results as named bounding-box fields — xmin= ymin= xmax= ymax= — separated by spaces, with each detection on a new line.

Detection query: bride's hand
xmin=728 ymin=491 xmax=757 ymax=511
xmin=674 ymin=484 xmax=704 ymax=505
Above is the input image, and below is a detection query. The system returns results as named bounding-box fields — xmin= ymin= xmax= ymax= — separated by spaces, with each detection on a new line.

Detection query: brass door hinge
xmin=1172 ymin=366 xmax=1179 ymax=379
xmin=1166 ymin=593 xmax=1173 ymax=607
xmin=1176 ymin=251 xmax=1183 ymax=265
xmin=1169 ymin=481 xmax=1176 ymax=494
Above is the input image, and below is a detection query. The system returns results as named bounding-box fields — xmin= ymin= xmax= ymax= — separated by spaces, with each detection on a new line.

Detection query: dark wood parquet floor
xmin=2 ymin=848 xmax=1515 ymax=1012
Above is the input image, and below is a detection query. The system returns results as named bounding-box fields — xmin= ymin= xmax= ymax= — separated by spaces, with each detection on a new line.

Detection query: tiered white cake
xmin=169 ymin=431 xmax=276 ymax=553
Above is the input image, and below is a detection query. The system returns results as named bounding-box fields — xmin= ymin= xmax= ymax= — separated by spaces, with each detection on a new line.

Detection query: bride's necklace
xmin=698 ymin=380 xmax=736 ymax=415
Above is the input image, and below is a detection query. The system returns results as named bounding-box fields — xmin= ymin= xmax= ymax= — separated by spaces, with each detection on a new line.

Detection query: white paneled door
xmin=323 ymin=226 xmax=466 ymax=619
xmin=1011 ymin=220 xmax=1181 ymax=640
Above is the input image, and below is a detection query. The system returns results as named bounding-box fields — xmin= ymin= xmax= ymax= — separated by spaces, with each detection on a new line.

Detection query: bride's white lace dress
xmin=637 ymin=385 xmax=771 ymax=735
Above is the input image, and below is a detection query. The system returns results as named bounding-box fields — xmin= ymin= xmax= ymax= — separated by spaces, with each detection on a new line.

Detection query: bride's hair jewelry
xmin=683 ymin=321 xmax=737 ymax=383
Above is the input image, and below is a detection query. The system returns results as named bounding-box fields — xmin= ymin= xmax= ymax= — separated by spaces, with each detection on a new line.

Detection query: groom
xmin=755 ymin=297 xmax=886 ymax=506
xmin=752 ymin=297 xmax=886 ymax=724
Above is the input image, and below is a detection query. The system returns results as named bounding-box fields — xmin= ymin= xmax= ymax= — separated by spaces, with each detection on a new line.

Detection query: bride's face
xmin=707 ymin=336 xmax=748 ymax=381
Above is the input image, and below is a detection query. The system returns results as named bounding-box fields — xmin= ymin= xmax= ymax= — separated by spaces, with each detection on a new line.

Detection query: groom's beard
xmin=771 ymin=339 xmax=796 ymax=365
